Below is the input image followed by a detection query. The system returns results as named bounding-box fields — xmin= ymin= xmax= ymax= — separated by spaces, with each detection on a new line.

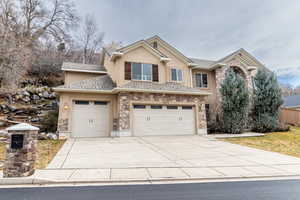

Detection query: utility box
xmin=3 ymin=123 xmax=39 ymax=178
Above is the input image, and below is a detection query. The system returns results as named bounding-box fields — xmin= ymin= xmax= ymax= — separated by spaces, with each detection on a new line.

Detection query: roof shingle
xmin=62 ymin=62 xmax=107 ymax=72
xmin=57 ymin=75 xmax=115 ymax=91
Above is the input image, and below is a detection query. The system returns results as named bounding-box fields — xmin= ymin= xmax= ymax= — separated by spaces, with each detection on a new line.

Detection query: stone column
xmin=3 ymin=123 xmax=39 ymax=178
xmin=117 ymin=93 xmax=131 ymax=136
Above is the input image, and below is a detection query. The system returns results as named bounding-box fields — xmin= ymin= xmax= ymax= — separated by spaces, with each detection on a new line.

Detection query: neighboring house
xmin=283 ymin=94 xmax=300 ymax=110
xmin=53 ymin=35 xmax=266 ymax=139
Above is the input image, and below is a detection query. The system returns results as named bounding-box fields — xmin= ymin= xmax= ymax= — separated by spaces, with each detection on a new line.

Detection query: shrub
xmin=252 ymin=69 xmax=283 ymax=132
xmin=40 ymin=109 xmax=59 ymax=133
xmin=220 ymin=68 xmax=249 ymax=134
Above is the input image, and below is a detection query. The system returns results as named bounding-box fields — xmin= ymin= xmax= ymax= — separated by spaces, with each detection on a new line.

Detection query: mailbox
xmin=11 ymin=134 xmax=24 ymax=149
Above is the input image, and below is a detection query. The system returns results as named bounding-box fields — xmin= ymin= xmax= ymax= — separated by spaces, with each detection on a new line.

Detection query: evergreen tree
xmin=220 ymin=69 xmax=249 ymax=134
xmin=252 ymin=69 xmax=283 ymax=132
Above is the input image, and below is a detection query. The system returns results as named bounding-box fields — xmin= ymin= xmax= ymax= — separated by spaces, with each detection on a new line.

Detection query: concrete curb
xmin=1 ymin=174 xmax=300 ymax=187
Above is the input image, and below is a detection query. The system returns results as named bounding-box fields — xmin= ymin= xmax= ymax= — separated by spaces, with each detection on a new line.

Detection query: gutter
xmin=53 ymin=87 xmax=211 ymax=96
xmin=62 ymin=69 xmax=107 ymax=74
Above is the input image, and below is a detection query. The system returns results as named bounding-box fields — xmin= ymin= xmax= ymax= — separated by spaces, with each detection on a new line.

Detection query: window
xmin=74 ymin=100 xmax=89 ymax=105
xmin=133 ymin=105 xmax=146 ymax=109
xmin=153 ymin=41 xmax=158 ymax=49
xmin=151 ymin=105 xmax=162 ymax=109
xmin=94 ymin=101 xmax=107 ymax=105
xmin=167 ymin=106 xmax=178 ymax=109
xmin=171 ymin=68 xmax=183 ymax=81
xmin=182 ymin=106 xmax=193 ymax=110
xmin=132 ymin=63 xmax=152 ymax=81
xmin=195 ymin=73 xmax=208 ymax=88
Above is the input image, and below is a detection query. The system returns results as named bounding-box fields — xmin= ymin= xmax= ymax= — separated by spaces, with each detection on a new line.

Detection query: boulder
xmin=30 ymin=117 xmax=40 ymax=122
xmin=46 ymin=133 xmax=58 ymax=140
xmin=32 ymin=94 xmax=40 ymax=100
xmin=22 ymin=96 xmax=31 ymax=102
xmin=38 ymin=132 xmax=48 ymax=140
xmin=7 ymin=105 xmax=17 ymax=112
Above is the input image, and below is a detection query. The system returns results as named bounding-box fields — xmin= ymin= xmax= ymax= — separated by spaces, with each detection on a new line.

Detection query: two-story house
xmin=54 ymin=35 xmax=265 ymax=139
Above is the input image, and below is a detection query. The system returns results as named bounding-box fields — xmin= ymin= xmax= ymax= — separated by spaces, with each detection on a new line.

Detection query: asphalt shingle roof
xmin=283 ymin=94 xmax=300 ymax=108
xmin=62 ymin=62 xmax=106 ymax=72
xmin=57 ymin=75 xmax=115 ymax=90
xmin=189 ymin=58 xmax=216 ymax=69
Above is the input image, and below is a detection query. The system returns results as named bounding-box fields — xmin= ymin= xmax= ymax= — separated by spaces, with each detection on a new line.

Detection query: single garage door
xmin=72 ymin=100 xmax=109 ymax=138
xmin=133 ymin=105 xmax=195 ymax=136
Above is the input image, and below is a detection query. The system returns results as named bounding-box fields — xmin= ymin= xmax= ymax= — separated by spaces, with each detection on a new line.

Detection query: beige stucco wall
xmin=57 ymin=92 xmax=117 ymax=139
xmin=64 ymin=71 xmax=101 ymax=85
xmin=104 ymin=45 xmax=191 ymax=87
xmin=192 ymin=69 xmax=217 ymax=105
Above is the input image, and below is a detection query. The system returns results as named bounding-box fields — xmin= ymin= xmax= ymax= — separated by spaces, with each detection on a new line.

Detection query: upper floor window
xmin=171 ymin=68 xmax=183 ymax=81
xmin=195 ymin=73 xmax=208 ymax=88
xmin=132 ymin=62 xmax=152 ymax=81
xmin=125 ymin=62 xmax=159 ymax=82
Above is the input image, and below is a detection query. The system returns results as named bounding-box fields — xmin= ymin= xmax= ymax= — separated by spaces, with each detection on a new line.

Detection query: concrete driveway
xmin=43 ymin=136 xmax=300 ymax=182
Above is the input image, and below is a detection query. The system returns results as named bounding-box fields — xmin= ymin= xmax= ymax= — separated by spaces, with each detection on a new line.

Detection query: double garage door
xmin=72 ymin=100 xmax=109 ymax=138
xmin=133 ymin=105 xmax=196 ymax=136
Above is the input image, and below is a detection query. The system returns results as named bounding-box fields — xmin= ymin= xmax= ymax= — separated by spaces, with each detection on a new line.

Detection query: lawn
xmin=0 ymin=140 xmax=65 ymax=169
xmin=222 ymin=127 xmax=300 ymax=158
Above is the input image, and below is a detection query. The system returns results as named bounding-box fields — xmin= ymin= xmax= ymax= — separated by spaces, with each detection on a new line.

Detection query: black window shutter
xmin=152 ymin=64 xmax=159 ymax=82
xmin=202 ymin=74 xmax=208 ymax=87
xmin=125 ymin=62 xmax=131 ymax=80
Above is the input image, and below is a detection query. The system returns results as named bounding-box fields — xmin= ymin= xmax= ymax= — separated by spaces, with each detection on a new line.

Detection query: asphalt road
xmin=0 ymin=179 xmax=300 ymax=200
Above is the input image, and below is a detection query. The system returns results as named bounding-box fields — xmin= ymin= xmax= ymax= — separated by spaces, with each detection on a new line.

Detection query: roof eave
xmin=110 ymin=52 xmax=123 ymax=61
xmin=62 ymin=69 xmax=107 ymax=74
xmin=53 ymin=87 xmax=115 ymax=94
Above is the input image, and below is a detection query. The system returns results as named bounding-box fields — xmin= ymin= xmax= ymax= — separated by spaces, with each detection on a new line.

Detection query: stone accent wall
xmin=118 ymin=92 xmax=207 ymax=135
xmin=57 ymin=119 xmax=68 ymax=132
xmin=4 ymin=130 xmax=38 ymax=177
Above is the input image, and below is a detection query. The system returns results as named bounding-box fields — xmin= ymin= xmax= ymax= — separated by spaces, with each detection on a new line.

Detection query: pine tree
xmin=220 ymin=68 xmax=249 ymax=134
xmin=252 ymin=69 xmax=283 ymax=132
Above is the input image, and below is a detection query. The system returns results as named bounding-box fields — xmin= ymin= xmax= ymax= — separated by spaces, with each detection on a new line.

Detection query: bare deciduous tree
xmin=0 ymin=0 xmax=79 ymax=88
xmin=75 ymin=14 xmax=104 ymax=64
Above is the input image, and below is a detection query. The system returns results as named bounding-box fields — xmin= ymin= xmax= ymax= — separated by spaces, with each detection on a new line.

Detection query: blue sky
xmin=74 ymin=0 xmax=300 ymax=87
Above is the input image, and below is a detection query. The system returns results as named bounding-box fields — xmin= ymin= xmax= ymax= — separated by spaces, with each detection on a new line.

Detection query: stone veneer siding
xmin=4 ymin=130 xmax=38 ymax=177
xmin=118 ymin=92 xmax=207 ymax=136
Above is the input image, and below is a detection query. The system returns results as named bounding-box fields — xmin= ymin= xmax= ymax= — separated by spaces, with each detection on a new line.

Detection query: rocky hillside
xmin=0 ymin=86 xmax=58 ymax=131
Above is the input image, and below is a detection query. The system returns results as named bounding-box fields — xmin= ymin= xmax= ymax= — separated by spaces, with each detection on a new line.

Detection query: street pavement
xmin=0 ymin=179 xmax=299 ymax=200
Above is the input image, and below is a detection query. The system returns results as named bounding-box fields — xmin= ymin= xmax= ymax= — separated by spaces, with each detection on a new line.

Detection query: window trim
xmin=195 ymin=73 xmax=208 ymax=88
xmin=74 ymin=100 xmax=89 ymax=105
xmin=171 ymin=68 xmax=183 ymax=82
xmin=131 ymin=62 xmax=153 ymax=81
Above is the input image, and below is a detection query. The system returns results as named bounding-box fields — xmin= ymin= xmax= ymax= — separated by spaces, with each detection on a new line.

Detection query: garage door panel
xmin=72 ymin=101 xmax=109 ymax=138
xmin=133 ymin=105 xmax=195 ymax=136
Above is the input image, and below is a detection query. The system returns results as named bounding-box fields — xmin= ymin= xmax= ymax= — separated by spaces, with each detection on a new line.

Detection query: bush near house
xmin=40 ymin=109 xmax=59 ymax=133
xmin=220 ymin=69 xmax=249 ymax=134
xmin=252 ymin=69 xmax=283 ymax=133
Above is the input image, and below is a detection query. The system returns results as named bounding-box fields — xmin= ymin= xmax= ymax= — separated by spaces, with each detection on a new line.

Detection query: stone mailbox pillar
xmin=3 ymin=123 xmax=39 ymax=178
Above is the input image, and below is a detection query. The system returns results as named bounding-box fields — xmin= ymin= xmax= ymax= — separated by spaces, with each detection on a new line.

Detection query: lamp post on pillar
xmin=3 ymin=123 xmax=39 ymax=178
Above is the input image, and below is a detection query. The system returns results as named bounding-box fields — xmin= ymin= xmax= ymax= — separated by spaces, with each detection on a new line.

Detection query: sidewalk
xmin=1 ymin=164 xmax=300 ymax=186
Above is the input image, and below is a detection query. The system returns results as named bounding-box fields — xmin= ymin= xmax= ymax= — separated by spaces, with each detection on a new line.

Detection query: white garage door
xmin=72 ymin=100 xmax=109 ymax=138
xmin=133 ymin=105 xmax=195 ymax=136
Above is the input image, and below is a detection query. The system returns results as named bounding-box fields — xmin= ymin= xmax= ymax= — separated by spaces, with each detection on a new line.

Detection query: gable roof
xmin=62 ymin=62 xmax=107 ymax=73
xmin=283 ymin=94 xmax=300 ymax=108
xmin=146 ymin=35 xmax=194 ymax=64
xmin=216 ymin=48 xmax=265 ymax=67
